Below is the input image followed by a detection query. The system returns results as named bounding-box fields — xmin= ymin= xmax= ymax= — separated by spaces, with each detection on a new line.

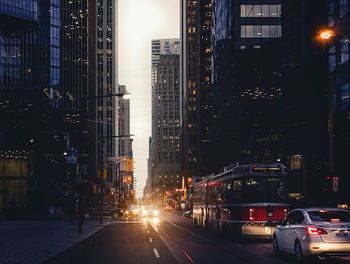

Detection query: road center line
xmin=153 ymin=248 xmax=160 ymax=258
xmin=149 ymin=237 xmax=153 ymax=243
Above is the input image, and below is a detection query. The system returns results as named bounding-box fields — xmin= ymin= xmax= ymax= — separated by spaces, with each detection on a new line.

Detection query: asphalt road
xmin=49 ymin=213 xmax=350 ymax=264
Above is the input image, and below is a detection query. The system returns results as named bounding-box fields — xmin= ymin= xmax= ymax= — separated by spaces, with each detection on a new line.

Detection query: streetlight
xmin=319 ymin=29 xmax=349 ymax=42
xmin=86 ymin=92 xmax=131 ymax=100
xmin=317 ymin=28 xmax=350 ymax=176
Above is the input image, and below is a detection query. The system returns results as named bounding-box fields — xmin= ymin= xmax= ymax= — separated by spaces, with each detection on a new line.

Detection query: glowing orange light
xmin=320 ymin=30 xmax=334 ymax=40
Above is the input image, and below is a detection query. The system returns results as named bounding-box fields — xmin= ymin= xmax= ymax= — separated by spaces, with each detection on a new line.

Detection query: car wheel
xmin=272 ymin=235 xmax=280 ymax=256
xmin=294 ymin=241 xmax=304 ymax=264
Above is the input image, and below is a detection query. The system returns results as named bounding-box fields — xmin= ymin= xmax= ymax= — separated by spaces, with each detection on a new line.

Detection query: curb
xmin=43 ymin=222 xmax=112 ymax=263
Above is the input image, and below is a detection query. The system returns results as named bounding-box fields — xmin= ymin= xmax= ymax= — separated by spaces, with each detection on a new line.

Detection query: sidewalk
xmin=0 ymin=219 xmax=111 ymax=264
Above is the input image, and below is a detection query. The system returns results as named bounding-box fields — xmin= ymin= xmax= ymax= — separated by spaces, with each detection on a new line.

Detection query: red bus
xmin=193 ymin=163 xmax=289 ymax=238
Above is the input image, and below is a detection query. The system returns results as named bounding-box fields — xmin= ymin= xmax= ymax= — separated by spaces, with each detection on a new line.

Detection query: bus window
xmin=232 ymin=180 xmax=242 ymax=200
xmin=243 ymin=177 xmax=286 ymax=202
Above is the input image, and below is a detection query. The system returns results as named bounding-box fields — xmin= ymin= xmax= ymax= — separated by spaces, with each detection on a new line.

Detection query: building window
xmin=329 ymin=45 xmax=336 ymax=72
xmin=290 ymin=155 xmax=303 ymax=170
xmin=340 ymin=0 xmax=348 ymax=18
xmin=341 ymin=83 xmax=350 ymax=111
xmin=340 ymin=41 xmax=349 ymax=64
xmin=241 ymin=25 xmax=281 ymax=38
xmin=240 ymin=5 xmax=281 ymax=17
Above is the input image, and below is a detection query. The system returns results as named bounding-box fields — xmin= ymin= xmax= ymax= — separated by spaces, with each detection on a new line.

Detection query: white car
xmin=273 ymin=208 xmax=350 ymax=263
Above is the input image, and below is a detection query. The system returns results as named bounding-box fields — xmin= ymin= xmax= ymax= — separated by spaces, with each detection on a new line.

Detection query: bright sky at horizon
xmin=118 ymin=0 xmax=180 ymax=197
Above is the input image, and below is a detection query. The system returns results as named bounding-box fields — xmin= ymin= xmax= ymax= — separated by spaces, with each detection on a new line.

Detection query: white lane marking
xmin=149 ymin=237 xmax=153 ymax=243
xmin=147 ymin=230 xmax=150 ymax=234
xmin=153 ymin=248 xmax=160 ymax=258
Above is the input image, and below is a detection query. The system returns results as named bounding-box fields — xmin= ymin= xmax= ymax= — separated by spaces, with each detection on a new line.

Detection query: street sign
xmin=333 ymin=176 xmax=339 ymax=192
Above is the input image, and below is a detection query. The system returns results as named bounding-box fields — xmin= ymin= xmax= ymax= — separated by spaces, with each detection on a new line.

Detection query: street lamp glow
xmin=319 ymin=30 xmax=334 ymax=40
xmin=122 ymin=92 xmax=131 ymax=100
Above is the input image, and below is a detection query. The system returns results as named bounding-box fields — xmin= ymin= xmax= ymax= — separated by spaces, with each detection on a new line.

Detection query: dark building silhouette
xmin=151 ymin=54 xmax=181 ymax=196
xmin=208 ymin=0 xmax=329 ymax=205
xmin=0 ymin=0 xmax=119 ymax=213
xmin=211 ymin=0 xmax=283 ymax=171
xmin=181 ymin=0 xmax=214 ymax=181
xmin=328 ymin=0 xmax=350 ymax=204
xmin=281 ymin=0 xmax=329 ymax=205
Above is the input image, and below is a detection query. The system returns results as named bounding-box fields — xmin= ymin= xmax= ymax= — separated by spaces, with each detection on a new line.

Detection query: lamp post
xmin=86 ymin=91 xmax=131 ymax=224
xmin=317 ymin=29 xmax=349 ymax=176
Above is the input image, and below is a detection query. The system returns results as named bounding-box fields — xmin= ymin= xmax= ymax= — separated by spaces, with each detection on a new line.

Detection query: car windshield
xmin=308 ymin=210 xmax=350 ymax=222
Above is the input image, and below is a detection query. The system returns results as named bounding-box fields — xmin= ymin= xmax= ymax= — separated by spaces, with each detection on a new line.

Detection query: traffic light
xmin=187 ymin=177 xmax=193 ymax=187
xmin=126 ymin=158 xmax=134 ymax=172
xmin=127 ymin=176 xmax=132 ymax=184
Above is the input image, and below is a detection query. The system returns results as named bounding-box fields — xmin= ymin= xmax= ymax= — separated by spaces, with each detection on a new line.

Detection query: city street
xmin=48 ymin=213 xmax=350 ymax=264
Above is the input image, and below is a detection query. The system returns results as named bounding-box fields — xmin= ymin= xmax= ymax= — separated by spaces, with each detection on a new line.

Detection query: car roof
xmin=293 ymin=207 xmax=349 ymax=212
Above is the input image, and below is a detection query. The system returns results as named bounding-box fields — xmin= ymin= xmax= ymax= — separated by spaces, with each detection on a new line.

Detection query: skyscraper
xmin=328 ymin=0 xmax=350 ymax=203
xmin=87 ymin=0 xmax=118 ymax=189
xmin=0 ymin=0 xmax=89 ymax=212
xmin=211 ymin=0 xmax=284 ymax=172
xmin=147 ymin=53 xmax=181 ymax=200
xmin=180 ymin=0 xmax=213 ymax=182
xmin=146 ymin=39 xmax=180 ymax=198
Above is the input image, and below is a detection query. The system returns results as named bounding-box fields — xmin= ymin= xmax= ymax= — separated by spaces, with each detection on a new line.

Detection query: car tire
xmin=272 ymin=235 xmax=280 ymax=256
xmin=294 ymin=241 xmax=306 ymax=264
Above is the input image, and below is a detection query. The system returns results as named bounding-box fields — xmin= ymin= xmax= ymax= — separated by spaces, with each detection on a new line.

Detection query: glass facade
xmin=0 ymin=0 xmax=37 ymax=21
xmin=329 ymin=0 xmax=350 ymax=202
xmin=211 ymin=0 xmax=283 ymax=172
xmin=180 ymin=0 xmax=214 ymax=184
xmin=0 ymin=0 xmax=89 ymax=211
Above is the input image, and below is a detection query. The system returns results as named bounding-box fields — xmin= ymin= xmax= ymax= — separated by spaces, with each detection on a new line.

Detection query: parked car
xmin=124 ymin=205 xmax=141 ymax=217
xmin=84 ymin=205 xmax=123 ymax=219
xmin=183 ymin=210 xmax=192 ymax=218
xmin=273 ymin=207 xmax=350 ymax=263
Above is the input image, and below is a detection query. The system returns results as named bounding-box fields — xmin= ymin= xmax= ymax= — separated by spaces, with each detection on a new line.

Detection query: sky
xmin=118 ymin=0 xmax=180 ymax=197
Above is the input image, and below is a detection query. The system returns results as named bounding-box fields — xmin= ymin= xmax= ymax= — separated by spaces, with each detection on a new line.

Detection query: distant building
xmin=146 ymin=39 xmax=180 ymax=198
xmin=117 ymin=84 xmax=134 ymax=204
xmin=149 ymin=54 xmax=181 ymax=198
xmin=118 ymin=85 xmax=132 ymax=158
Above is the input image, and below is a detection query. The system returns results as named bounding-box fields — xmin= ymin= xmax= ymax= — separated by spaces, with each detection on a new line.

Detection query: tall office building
xmin=148 ymin=54 xmax=181 ymax=198
xmin=210 ymin=0 xmax=284 ymax=172
xmin=0 ymin=0 xmax=89 ymax=212
xmin=146 ymin=39 xmax=180 ymax=197
xmin=180 ymin=0 xmax=213 ymax=182
xmin=118 ymin=85 xmax=132 ymax=159
xmin=328 ymin=0 xmax=350 ymax=203
xmin=280 ymin=0 xmax=329 ymax=204
xmin=88 ymin=0 xmax=118 ymax=187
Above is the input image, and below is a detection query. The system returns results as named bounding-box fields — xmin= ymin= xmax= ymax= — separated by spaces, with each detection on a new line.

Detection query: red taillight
xmin=305 ymin=226 xmax=328 ymax=235
xmin=249 ymin=208 xmax=255 ymax=221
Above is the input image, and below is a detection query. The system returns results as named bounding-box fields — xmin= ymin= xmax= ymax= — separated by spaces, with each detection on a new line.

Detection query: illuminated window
xmin=240 ymin=5 xmax=281 ymax=17
xmin=290 ymin=155 xmax=303 ymax=170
